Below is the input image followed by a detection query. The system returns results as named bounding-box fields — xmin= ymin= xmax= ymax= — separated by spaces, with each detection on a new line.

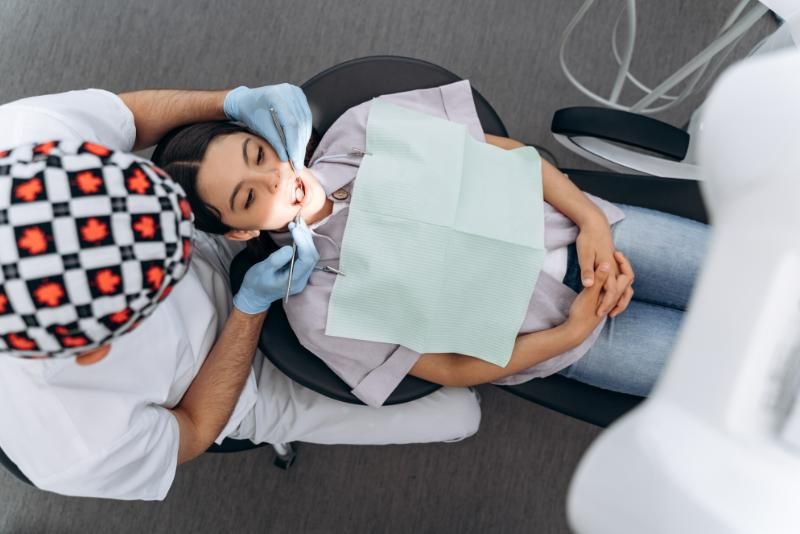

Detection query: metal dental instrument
xmin=284 ymin=210 xmax=302 ymax=303
xmin=270 ymin=107 xmax=298 ymax=178
xmin=270 ymin=106 xmax=304 ymax=304
xmin=313 ymin=265 xmax=346 ymax=276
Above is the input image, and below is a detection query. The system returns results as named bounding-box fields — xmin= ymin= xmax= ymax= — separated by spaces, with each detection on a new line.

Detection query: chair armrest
xmin=564 ymin=169 xmax=709 ymax=224
xmin=497 ymin=376 xmax=644 ymax=428
xmin=552 ymin=107 xmax=690 ymax=161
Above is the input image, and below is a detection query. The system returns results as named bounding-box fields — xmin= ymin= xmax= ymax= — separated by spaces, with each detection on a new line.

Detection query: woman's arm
xmin=409 ymin=323 xmax=579 ymax=387
xmin=408 ymin=216 xmax=615 ymax=388
xmin=484 ymin=134 xmax=606 ymax=227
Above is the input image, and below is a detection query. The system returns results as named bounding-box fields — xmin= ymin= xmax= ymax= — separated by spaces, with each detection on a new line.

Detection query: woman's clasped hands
xmin=574 ymin=215 xmax=635 ymax=319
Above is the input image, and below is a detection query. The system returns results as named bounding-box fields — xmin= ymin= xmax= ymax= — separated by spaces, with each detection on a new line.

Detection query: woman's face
xmin=196 ymin=132 xmax=323 ymax=234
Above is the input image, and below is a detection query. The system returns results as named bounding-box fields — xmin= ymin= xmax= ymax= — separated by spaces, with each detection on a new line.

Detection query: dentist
xmin=0 ymin=84 xmax=480 ymax=500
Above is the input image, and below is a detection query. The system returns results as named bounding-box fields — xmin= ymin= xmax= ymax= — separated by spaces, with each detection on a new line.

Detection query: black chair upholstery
xmin=552 ymin=107 xmax=690 ymax=161
xmin=303 ymin=55 xmax=508 ymax=141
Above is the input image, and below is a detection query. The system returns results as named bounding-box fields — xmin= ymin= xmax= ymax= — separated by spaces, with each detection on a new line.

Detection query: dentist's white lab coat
xmin=0 ymin=89 xmax=481 ymax=500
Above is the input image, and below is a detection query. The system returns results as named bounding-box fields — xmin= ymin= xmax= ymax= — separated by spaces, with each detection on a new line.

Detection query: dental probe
xmin=269 ymin=106 xmax=303 ymax=303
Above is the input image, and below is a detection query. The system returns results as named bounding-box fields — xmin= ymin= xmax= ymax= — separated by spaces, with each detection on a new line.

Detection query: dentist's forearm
xmin=171 ymin=307 xmax=264 ymax=464
xmin=119 ymin=89 xmax=229 ymax=150
xmin=484 ymin=134 xmax=606 ymax=228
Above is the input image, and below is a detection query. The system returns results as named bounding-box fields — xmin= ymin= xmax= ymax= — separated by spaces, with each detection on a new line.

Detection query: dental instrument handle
xmin=270 ymin=107 xmax=298 ymax=176
xmin=283 ymin=212 xmax=303 ymax=303
xmin=284 ymin=241 xmax=297 ymax=304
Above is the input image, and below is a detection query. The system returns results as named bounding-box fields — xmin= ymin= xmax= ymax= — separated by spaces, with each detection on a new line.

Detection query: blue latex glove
xmin=223 ymin=83 xmax=312 ymax=171
xmin=233 ymin=218 xmax=319 ymax=314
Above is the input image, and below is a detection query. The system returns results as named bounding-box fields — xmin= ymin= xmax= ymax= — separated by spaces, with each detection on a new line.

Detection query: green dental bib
xmin=325 ymin=100 xmax=545 ymax=367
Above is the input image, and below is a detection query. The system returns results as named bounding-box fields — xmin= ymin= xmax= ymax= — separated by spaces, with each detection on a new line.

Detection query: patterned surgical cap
xmin=0 ymin=140 xmax=194 ymax=358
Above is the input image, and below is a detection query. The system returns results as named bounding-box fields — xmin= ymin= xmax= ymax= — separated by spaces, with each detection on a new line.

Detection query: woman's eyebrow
xmin=242 ymin=138 xmax=251 ymax=166
xmin=229 ymin=181 xmax=244 ymax=211
xmin=229 ymin=138 xmax=252 ymax=211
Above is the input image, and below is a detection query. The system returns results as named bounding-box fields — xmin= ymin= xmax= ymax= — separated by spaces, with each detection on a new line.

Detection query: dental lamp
xmin=566 ymin=47 xmax=800 ymax=534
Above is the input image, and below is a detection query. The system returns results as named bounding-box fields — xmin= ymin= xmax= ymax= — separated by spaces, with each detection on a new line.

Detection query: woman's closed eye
xmin=245 ymin=189 xmax=255 ymax=209
xmin=256 ymin=146 xmax=264 ymax=165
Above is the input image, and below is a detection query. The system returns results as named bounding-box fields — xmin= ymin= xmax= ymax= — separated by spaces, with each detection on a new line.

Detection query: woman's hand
xmin=565 ymin=262 xmax=611 ymax=341
xmin=575 ymin=216 xmax=635 ymax=317
xmin=607 ymin=251 xmax=634 ymax=318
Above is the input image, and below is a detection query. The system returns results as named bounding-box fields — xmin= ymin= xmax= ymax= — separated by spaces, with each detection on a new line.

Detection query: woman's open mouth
xmin=293 ymin=176 xmax=309 ymax=206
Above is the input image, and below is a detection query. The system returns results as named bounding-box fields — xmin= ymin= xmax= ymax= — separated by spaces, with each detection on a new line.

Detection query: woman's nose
xmin=264 ymin=169 xmax=283 ymax=194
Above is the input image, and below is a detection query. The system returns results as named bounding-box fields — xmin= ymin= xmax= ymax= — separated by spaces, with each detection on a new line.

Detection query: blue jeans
xmin=558 ymin=204 xmax=710 ymax=396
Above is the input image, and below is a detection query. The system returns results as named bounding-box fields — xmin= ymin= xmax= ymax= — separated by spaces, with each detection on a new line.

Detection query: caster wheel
xmin=274 ymin=453 xmax=296 ymax=470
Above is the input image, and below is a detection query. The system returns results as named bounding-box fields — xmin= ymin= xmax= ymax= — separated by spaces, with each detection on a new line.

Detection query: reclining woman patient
xmin=154 ymin=81 xmax=710 ymax=407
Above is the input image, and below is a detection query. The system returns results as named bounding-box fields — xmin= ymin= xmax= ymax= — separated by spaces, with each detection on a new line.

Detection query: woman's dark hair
xmin=151 ymin=121 xmax=249 ymax=235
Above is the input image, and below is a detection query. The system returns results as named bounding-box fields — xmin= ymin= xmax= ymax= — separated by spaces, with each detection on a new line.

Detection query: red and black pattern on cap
xmin=76 ymin=215 xmax=114 ymax=247
xmin=14 ymin=222 xmax=56 ymax=258
xmin=123 ymin=162 xmax=155 ymax=195
xmin=0 ymin=140 xmax=194 ymax=359
xmin=179 ymin=198 xmax=193 ymax=221
xmin=131 ymin=213 xmax=162 ymax=242
xmin=0 ymin=149 xmax=10 ymax=158
xmin=123 ymin=317 xmax=145 ymax=334
xmin=181 ymin=239 xmax=192 ymax=263
xmin=67 ymin=168 xmax=107 ymax=197
xmin=25 ymin=275 xmax=68 ymax=308
xmin=141 ymin=261 xmax=166 ymax=295
xmin=4 ymin=332 xmax=39 ymax=351
xmin=86 ymin=265 xmax=124 ymax=299
xmin=32 ymin=141 xmax=59 ymax=156
xmin=78 ymin=142 xmax=112 ymax=158
xmin=11 ymin=172 xmax=47 ymax=204
xmin=47 ymin=323 xmax=91 ymax=349
xmin=157 ymin=283 xmax=175 ymax=302
xmin=0 ymin=291 xmax=14 ymax=316
xmin=98 ymin=307 xmax=133 ymax=331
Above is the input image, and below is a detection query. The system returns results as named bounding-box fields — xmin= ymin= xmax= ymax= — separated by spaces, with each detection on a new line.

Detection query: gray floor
xmin=0 ymin=1 xmax=775 ymax=533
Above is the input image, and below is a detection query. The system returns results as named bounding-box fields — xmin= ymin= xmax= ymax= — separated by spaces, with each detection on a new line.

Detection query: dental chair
xmin=227 ymin=55 xmax=710 ymax=431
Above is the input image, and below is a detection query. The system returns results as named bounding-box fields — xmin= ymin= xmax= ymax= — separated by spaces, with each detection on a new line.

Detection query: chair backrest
xmin=302 ymin=55 xmax=508 ymax=139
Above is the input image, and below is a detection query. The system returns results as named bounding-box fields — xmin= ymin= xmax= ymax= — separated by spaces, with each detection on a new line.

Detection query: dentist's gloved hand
xmin=223 ymin=83 xmax=312 ymax=171
xmin=232 ymin=218 xmax=319 ymax=314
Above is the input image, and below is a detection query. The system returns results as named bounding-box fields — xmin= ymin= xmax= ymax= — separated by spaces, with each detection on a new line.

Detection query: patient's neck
xmin=303 ymin=197 xmax=334 ymax=226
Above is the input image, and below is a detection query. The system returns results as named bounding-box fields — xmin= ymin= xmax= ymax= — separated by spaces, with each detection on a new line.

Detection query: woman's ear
xmin=224 ymin=229 xmax=261 ymax=241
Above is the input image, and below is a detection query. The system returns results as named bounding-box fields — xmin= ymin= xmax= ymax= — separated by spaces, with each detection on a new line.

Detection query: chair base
xmin=272 ymin=443 xmax=297 ymax=470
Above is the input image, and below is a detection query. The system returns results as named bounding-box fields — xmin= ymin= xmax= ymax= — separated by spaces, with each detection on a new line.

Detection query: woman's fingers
xmin=615 ymin=250 xmax=634 ymax=283
xmin=607 ymin=251 xmax=635 ymax=317
xmin=595 ymin=250 xmax=634 ymax=316
xmin=577 ymin=241 xmax=597 ymax=287
xmin=590 ymin=263 xmax=611 ymax=298
xmin=610 ymin=286 xmax=634 ymax=317
xmin=597 ymin=271 xmax=618 ymax=316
